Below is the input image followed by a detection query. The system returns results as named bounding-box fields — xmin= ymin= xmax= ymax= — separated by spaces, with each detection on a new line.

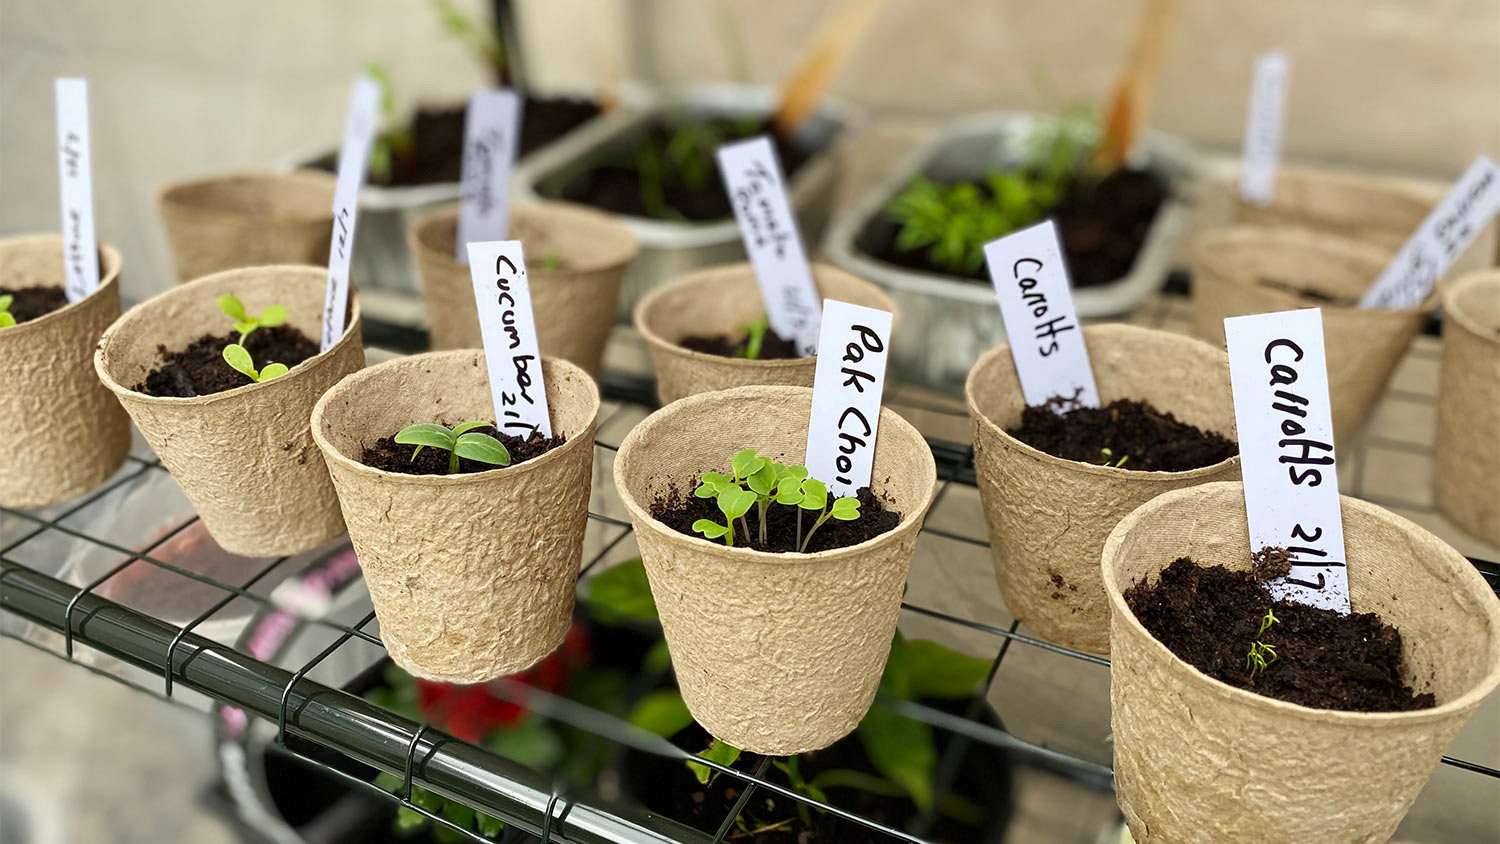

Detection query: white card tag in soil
xmin=466 ymin=240 xmax=552 ymax=439
xmin=804 ymin=299 xmax=893 ymax=498
xmin=716 ymin=135 xmax=823 ymax=355
xmin=455 ymin=88 xmax=522 ymax=264
xmin=1359 ymin=155 xmax=1500 ymax=310
xmin=983 ymin=219 xmax=1100 ymax=410
xmin=1225 ymin=308 xmax=1350 ymax=613
xmin=319 ymin=75 xmax=381 ymax=352
xmin=55 ymin=78 xmax=99 ymax=303
xmin=1238 ymin=50 xmax=1290 ymax=207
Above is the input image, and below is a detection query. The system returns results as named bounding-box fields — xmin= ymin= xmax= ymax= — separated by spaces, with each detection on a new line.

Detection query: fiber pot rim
xmin=964 ymin=325 xmax=1242 ymax=483
xmin=0 ymin=235 xmax=122 ymax=337
xmin=93 ymin=264 xmax=361 ymax=407
xmin=1192 ymin=225 xmax=1436 ymax=316
xmin=1443 ymin=270 xmax=1500 ymax=347
xmin=156 ymin=170 xmax=337 ymax=221
xmin=310 ymin=349 xmax=601 ymax=489
xmin=409 ymin=201 xmax=640 ymax=277
xmin=613 ymin=384 xmax=937 ymax=565
xmin=1101 ymin=480 xmax=1500 ymax=724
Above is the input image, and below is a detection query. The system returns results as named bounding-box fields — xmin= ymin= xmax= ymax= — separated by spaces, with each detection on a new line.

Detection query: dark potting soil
xmin=310 ymin=98 xmax=601 ymax=187
xmin=1125 ymin=555 xmax=1435 ymax=712
xmin=873 ymin=168 xmax=1167 ymax=288
xmin=652 ymin=483 xmax=900 ymax=553
xmin=552 ymin=118 xmax=816 ymax=221
xmin=1007 ymin=397 xmax=1238 ymax=472
xmin=360 ymin=424 xmax=565 ymax=476
xmin=0 ymin=285 xmax=69 ymax=323
xmin=135 ymin=326 xmax=320 ymax=397
xmin=678 ymin=325 xmax=802 ymax=360
xmin=1257 ymin=276 xmax=1356 ymax=306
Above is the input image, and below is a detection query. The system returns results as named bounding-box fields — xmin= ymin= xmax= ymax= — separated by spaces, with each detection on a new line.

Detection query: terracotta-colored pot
xmin=157 ymin=171 xmax=335 ymax=283
xmin=410 ymin=201 xmax=638 ymax=378
xmin=312 ymin=351 xmax=599 ymax=682
xmin=1435 ymin=270 xmax=1500 ymax=545
xmin=0 ymin=235 xmax=130 ymax=507
xmin=634 ymin=262 xmax=898 ymax=405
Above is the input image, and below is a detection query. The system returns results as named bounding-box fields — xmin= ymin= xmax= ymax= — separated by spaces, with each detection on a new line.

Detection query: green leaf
xmin=694 ymin=471 xmax=731 ymax=498
xmin=476 ymin=811 xmax=505 ymax=838
xmin=687 ymin=739 xmax=740 ymax=785
xmin=781 ymin=465 xmax=809 ymax=482
xmin=452 ymin=420 xmax=489 ymax=436
xmin=216 ymin=294 xmax=246 ymax=321
xmin=411 ymin=785 xmax=444 ymax=812
xmin=484 ymin=720 xmax=565 ymax=770
xmin=716 ymin=487 xmax=756 ymax=520
xmin=232 ymin=320 xmax=258 ymax=338
xmin=440 ymin=799 xmax=475 ymax=830
xmin=745 ymin=462 xmax=777 ymax=496
xmin=774 ymin=476 xmax=805 ymax=506
xmin=395 ymin=806 xmax=427 ymax=832
xmin=454 ymin=432 xmax=511 ymax=466
xmin=731 ymin=448 xmax=766 ymax=479
xmin=221 ymin=343 xmax=257 ymax=379
xmin=258 ymin=362 xmax=289 ymax=381
xmin=626 ymin=689 xmax=694 ymax=738
xmin=258 ymin=304 xmax=287 ymax=327
xmin=0 ymin=294 xmax=13 ymax=311
xmin=692 ymin=519 xmax=729 ymax=539
xmin=373 ymin=771 xmax=404 ymax=794
xmin=395 ymin=423 xmax=456 ymax=451
xmin=859 ymin=639 xmax=937 ymax=810
xmin=904 ymin=639 xmax=992 ymax=699
xmin=830 ymin=496 xmax=862 ymax=521
xmin=0 ymin=312 xmax=15 ymax=328
xmin=583 ymin=557 xmax=658 ymax=622
xmin=800 ymin=478 xmax=828 ymax=511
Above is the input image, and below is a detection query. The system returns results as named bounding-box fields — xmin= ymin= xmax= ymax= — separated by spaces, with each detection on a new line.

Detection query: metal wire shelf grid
xmin=3 ymin=295 xmax=1498 ymax=844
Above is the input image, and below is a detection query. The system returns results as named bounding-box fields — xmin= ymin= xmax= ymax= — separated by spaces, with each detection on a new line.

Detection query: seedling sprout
xmin=221 ymin=344 xmax=289 ymax=384
xmin=217 ymin=294 xmax=288 ymax=343
xmin=394 ymin=421 xmax=511 ymax=475
xmin=690 ymin=448 xmax=861 ymax=551
xmin=0 ymin=294 xmax=14 ymax=328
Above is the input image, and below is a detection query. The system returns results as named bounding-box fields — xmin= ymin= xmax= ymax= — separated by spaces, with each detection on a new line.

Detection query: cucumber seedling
xmin=217 ymin=294 xmax=288 ymax=343
xmin=222 ymin=344 xmax=289 ymax=383
xmin=0 ymin=294 xmax=14 ymax=328
xmin=394 ymin=421 xmax=511 ymax=475
xmin=690 ymin=448 xmax=861 ymax=551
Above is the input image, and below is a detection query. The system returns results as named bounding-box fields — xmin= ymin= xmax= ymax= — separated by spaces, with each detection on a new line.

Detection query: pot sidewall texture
xmin=1435 ymin=271 xmax=1500 ymax=545
xmin=156 ymin=171 xmax=336 ymax=283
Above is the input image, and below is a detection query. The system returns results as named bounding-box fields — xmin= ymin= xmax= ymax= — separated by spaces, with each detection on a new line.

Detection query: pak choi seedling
xmin=690 ymin=448 xmax=861 ymax=551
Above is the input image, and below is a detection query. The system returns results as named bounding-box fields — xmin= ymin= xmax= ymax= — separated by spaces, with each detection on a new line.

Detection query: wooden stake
xmin=1093 ymin=0 xmax=1186 ymax=171
xmin=771 ymin=0 xmax=884 ymax=136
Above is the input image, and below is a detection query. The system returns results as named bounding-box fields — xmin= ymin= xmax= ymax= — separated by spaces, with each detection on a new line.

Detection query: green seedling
xmin=432 ymin=0 xmax=506 ymax=80
xmin=691 ymin=449 xmax=861 ymax=551
xmin=1246 ymin=607 xmax=1281 ymax=678
xmin=222 ymin=344 xmax=289 ymax=383
xmin=217 ymin=294 xmax=287 ymax=343
xmin=1099 ymin=447 xmax=1129 ymax=468
xmin=394 ymin=421 xmax=511 ymax=475
xmin=686 ymin=738 xmax=741 ymax=785
xmin=0 ymin=294 xmax=15 ymax=328
xmin=794 ymin=477 xmax=861 ymax=552
xmin=364 ymin=62 xmax=416 ymax=184
xmin=540 ymin=252 xmax=561 ymax=270
xmin=737 ymin=314 xmax=770 ymax=360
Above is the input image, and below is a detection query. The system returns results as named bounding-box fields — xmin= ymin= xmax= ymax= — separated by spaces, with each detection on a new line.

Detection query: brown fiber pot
xmin=614 ymin=386 xmax=936 ymax=754
xmin=0 ymin=235 xmax=130 ymax=507
xmin=95 ymin=265 xmax=363 ymax=556
xmin=634 ymin=262 xmax=899 ymax=405
xmin=410 ymin=202 xmax=638 ymax=378
xmin=1192 ymin=226 xmax=1432 ymax=444
xmin=157 ymin=171 xmax=336 ymax=283
xmin=1435 ymin=271 xmax=1500 ymax=545
xmin=1103 ymin=481 xmax=1500 ymax=844
xmin=312 ymin=351 xmax=599 ymax=683
xmin=966 ymin=324 xmax=1240 ymax=654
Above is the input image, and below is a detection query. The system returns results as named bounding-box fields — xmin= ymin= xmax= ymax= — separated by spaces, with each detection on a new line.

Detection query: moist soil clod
xmin=361 ymin=424 xmax=565 ymax=475
xmin=135 ymin=326 xmax=320 ymax=397
xmin=1007 ymin=396 xmax=1238 ymax=472
xmin=653 ymin=483 xmax=900 ymax=553
xmin=678 ymin=324 xmax=802 ymax=360
xmin=1125 ymin=556 xmax=1435 ymax=712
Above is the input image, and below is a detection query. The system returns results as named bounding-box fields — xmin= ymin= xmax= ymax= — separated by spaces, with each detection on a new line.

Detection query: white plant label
xmin=1238 ymin=50 xmax=1290 ymax=207
xmin=455 ymin=88 xmax=523 ymax=263
xmin=1359 ymin=155 xmax=1500 ymax=310
xmin=717 ymin=135 xmax=823 ymax=355
xmin=804 ymin=299 xmax=893 ymax=498
xmin=983 ymin=219 xmax=1100 ymax=410
xmin=55 ymin=78 xmax=99 ymax=303
xmin=319 ymin=75 xmax=381 ymax=352
xmin=466 ymin=240 xmax=552 ymax=438
xmin=1225 ymin=308 xmax=1350 ymax=613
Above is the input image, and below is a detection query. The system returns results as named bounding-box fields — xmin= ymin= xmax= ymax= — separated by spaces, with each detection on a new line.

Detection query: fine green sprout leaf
xmin=731 ymin=448 xmax=766 ymax=481
xmin=217 ymin=294 xmax=291 ymax=343
xmin=830 ymin=496 xmax=862 ymax=521
xmin=692 ymin=519 xmax=729 ymax=540
xmin=258 ymin=362 xmax=289 ymax=381
xmin=716 ymin=487 xmax=756 ymax=521
xmin=738 ymin=315 xmax=769 ymax=359
xmin=799 ymin=477 xmax=829 ymax=512
xmin=0 ymin=294 xmax=15 ymax=328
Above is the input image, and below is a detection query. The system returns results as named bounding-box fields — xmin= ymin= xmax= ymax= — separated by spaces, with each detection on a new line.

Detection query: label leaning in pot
xmin=466 ymin=240 xmax=552 ymax=438
xmin=805 ymin=299 xmax=893 ymax=497
xmin=55 ymin=77 xmax=100 ymax=303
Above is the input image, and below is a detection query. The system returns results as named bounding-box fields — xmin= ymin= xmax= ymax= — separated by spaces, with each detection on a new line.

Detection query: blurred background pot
xmin=156 ymin=171 xmax=336 ymax=283
xmin=1435 ymin=270 xmax=1500 ymax=545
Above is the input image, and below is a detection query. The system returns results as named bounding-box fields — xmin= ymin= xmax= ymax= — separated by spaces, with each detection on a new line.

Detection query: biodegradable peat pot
xmin=311 ymin=351 xmax=600 ymax=683
xmin=0 ymin=236 xmax=130 ymax=507
xmin=1192 ymin=227 xmax=1432 ymax=444
xmin=409 ymin=201 xmax=638 ymax=377
xmin=95 ymin=265 xmax=363 ymax=556
xmin=965 ymin=324 xmax=1240 ymax=654
xmin=1435 ymin=271 xmax=1500 ymax=545
xmin=635 ymin=262 xmax=898 ymax=405
xmin=157 ymin=171 xmax=336 ymax=283
xmin=613 ymin=385 xmax=937 ymax=755
xmin=1102 ymin=481 xmax=1500 ymax=844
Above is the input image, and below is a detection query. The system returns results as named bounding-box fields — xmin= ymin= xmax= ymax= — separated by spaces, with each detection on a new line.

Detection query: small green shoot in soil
xmin=690 ymin=448 xmax=860 ymax=551
xmin=221 ymin=344 xmax=289 ymax=383
xmin=0 ymin=294 xmax=14 ymax=328
xmin=737 ymin=314 xmax=769 ymax=359
xmin=1099 ymin=447 xmax=1129 ymax=468
xmin=217 ymin=294 xmax=287 ymax=343
xmin=394 ymin=421 xmax=511 ymax=475
xmin=1246 ymin=607 xmax=1280 ymax=678
xmin=540 ymin=252 xmax=562 ymax=270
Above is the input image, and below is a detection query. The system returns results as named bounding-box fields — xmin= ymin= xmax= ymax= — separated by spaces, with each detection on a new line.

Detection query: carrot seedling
xmin=394 ymin=421 xmax=511 ymax=475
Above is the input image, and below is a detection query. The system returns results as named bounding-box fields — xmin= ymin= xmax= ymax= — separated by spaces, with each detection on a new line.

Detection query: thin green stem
xmin=447 ymin=450 xmax=460 ymax=475
xmin=757 ymin=500 xmax=767 ymax=544
xmin=798 ymin=508 xmax=833 ymax=553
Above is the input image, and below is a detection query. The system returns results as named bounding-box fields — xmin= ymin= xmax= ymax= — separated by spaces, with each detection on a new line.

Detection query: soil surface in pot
xmin=135 ymin=326 xmax=320 ymax=397
xmin=873 ymin=169 xmax=1166 ymax=288
xmin=552 ymin=118 xmax=815 ymax=222
xmin=1006 ymin=396 xmax=1237 ymax=472
xmin=1257 ymin=277 xmax=1356 ymax=306
xmin=678 ymin=325 xmax=802 ymax=360
xmin=0 ymin=285 xmax=69 ymax=324
xmin=653 ymin=484 xmax=900 ymax=553
xmin=360 ymin=424 xmax=565 ymax=475
xmin=310 ymin=97 xmax=601 ymax=187
xmin=1125 ymin=554 xmax=1435 ymax=712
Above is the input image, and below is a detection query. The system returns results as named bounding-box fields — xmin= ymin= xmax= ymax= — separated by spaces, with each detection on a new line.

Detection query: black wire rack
xmin=3 ymin=295 xmax=1498 ymax=844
